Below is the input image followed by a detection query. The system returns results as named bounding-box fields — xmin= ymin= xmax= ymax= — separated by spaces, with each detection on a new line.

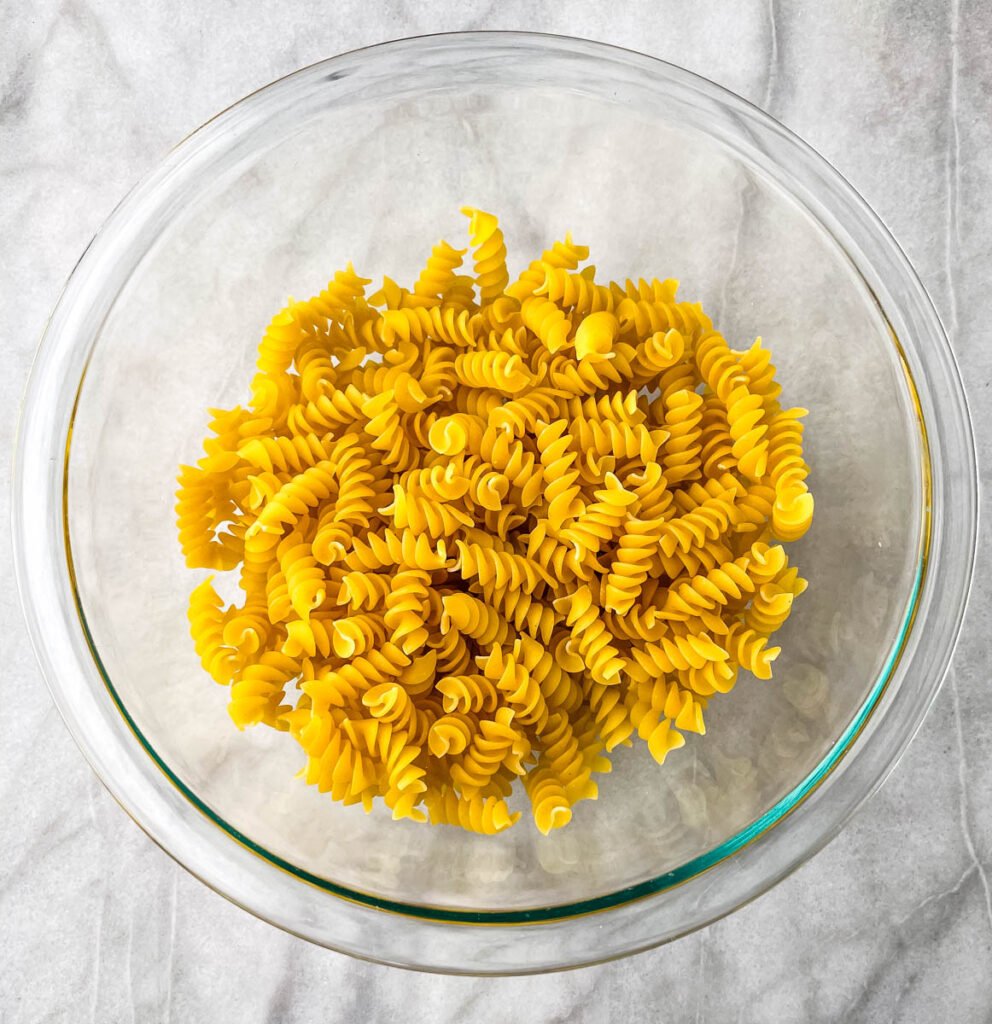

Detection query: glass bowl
xmin=13 ymin=32 xmax=977 ymax=974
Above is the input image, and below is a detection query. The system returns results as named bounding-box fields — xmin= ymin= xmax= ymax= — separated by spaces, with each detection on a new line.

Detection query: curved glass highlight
xmin=13 ymin=33 xmax=977 ymax=973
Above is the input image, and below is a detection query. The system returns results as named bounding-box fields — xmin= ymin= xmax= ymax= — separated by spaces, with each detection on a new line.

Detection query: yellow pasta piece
xmin=176 ymin=209 xmax=813 ymax=834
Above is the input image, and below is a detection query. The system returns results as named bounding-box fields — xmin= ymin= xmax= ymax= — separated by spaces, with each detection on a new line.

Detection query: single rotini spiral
xmin=745 ymin=578 xmax=806 ymax=634
xmin=624 ymin=461 xmax=675 ymax=521
xmin=425 ymin=788 xmax=520 ymax=834
xmin=764 ymin=407 xmax=809 ymax=486
xmin=655 ymin=555 xmax=756 ymax=624
xmin=449 ymin=706 xmax=530 ymax=797
xmin=406 ymin=409 xmax=440 ymax=450
xmin=255 ymin=303 xmax=307 ymax=377
xmin=660 ymin=389 xmax=704 ymax=485
xmin=603 ymin=605 xmax=665 ymax=645
xmin=680 ymin=658 xmax=739 ymax=698
xmin=427 ymin=712 xmax=477 ymax=757
xmin=462 ymin=206 xmax=509 ymax=304
xmin=724 ymin=621 xmax=781 ymax=680
xmin=454 ymin=540 xmax=554 ymax=594
xmin=228 ymin=651 xmax=298 ymax=729
xmin=734 ymin=338 xmax=782 ymax=409
xmin=297 ymin=720 xmax=378 ymax=808
xmin=401 ymin=462 xmax=469 ymax=502
xmin=484 ymin=585 xmax=557 ymax=645
xmin=383 ymin=568 xmax=431 ymax=654
xmin=380 ymin=730 xmax=430 ymax=822
xmin=536 ymin=266 xmax=615 ymax=314
xmin=188 ymin=578 xmax=239 ymax=684
xmin=630 ymin=327 xmax=686 ymax=380
xmin=361 ymin=390 xmax=415 ymax=470
xmin=584 ymin=677 xmax=634 ymax=752
xmin=176 ymin=466 xmax=243 ymax=571
xmin=554 ymin=585 xmax=626 ymax=686
xmin=505 ymin=234 xmax=590 ymax=301
xmin=366 ymin=275 xmax=413 ymax=311
xmin=345 ymin=528 xmax=449 ymax=572
xmin=616 ymin=297 xmax=711 ymax=346
xmin=604 ymin=517 xmax=666 ymax=615
xmin=522 ymin=520 xmax=584 ymax=584
xmin=238 ymin=431 xmax=335 ymax=476
xmin=746 ymin=540 xmax=790 ymax=584
xmin=573 ymin=311 xmax=621 ymax=362
xmin=414 ymin=240 xmax=465 ymax=300
xmin=331 ymin=612 xmax=388 ymax=658
xmin=524 ymin=767 xmax=573 ymax=835
xmin=364 ymin=684 xmax=439 ymax=749
xmin=448 ymin=386 xmax=504 ymax=420
xmin=537 ymin=347 xmax=624 ymax=395
xmin=560 ymin=473 xmax=638 ymax=566
xmin=488 ymin=387 xmax=565 ymax=437
xmin=611 ymin=276 xmax=680 ymax=304
xmin=695 ymin=331 xmax=747 ymax=401
xmin=731 ymin=482 xmax=777 ymax=537
xmin=772 ymin=487 xmax=815 ymax=543
xmin=452 ymin=456 xmax=511 ymax=513
xmin=428 ymin=623 xmax=474 ymax=676
xmin=337 ymin=570 xmax=393 ymax=611
xmin=476 ymin=427 xmax=544 ymax=508
xmin=521 ymin=296 xmax=572 ymax=353
xmin=534 ymin=418 xmax=584 ymax=531
xmin=346 ymin=340 xmax=416 ymax=395
xmin=303 ymin=641 xmax=412 ymax=708
xmin=294 ymin=338 xmax=338 ymax=404
xmin=726 ymin=383 xmax=769 ymax=480
xmin=513 ymin=634 xmax=578 ymax=710
xmin=286 ymin=383 xmax=369 ymax=437
xmin=626 ymin=685 xmax=690 ymax=766
xmin=482 ymin=646 xmax=546 ymax=728
xmin=439 ymin=591 xmax=510 ymax=647
xmin=315 ymin=465 xmax=385 ymax=565
xmin=475 ymin=295 xmax=523 ymax=333
xmin=383 ymin=485 xmax=474 ymax=538
xmin=418 ymin=343 xmax=458 ymax=398
xmin=309 ymin=263 xmax=374 ymax=321
xmin=764 ymin=406 xmax=814 ymax=541
xmin=437 ymin=673 xmax=501 ymax=715
xmin=377 ymin=305 xmax=480 ymax=352
xmin=277 ymin=531 xmax=327 ymax=619
xmin=534 ymin=710 xmax=598 ymax=804
xmin=697 ymin=393 xmax=736 ymax=478
xmin=454 ymin=350 xmax=533 ymax=393
xmin=223 ymin=590 xmax=271 ymax=657
xmin=568 ymin=415 xmax=668 ymax=464
xmin=427 ymin=412 xmax=486 ymax=456
xmin=442 ymin=273 xmax=478 ymax=310
xmin=659 ymin=489 xmax=738 ymax=559
xmin=627 ymin=627 xmax=728 ymax=681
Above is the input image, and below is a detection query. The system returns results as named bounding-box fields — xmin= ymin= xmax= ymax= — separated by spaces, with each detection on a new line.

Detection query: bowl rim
xmin=12 ymin=30 xmax=978 ymax=973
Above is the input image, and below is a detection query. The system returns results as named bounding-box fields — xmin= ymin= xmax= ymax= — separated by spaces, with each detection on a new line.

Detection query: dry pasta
xmin=178 ymin=208 xmax=813 ymax=835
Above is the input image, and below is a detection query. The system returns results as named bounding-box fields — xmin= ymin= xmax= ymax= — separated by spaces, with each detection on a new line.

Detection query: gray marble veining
xmin=2 ymin=1 xmax=991 ymax=1021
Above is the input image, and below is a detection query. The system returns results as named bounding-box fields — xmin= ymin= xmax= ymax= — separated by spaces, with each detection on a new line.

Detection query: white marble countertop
xmin=3 ymin=2 xmax=991 ymax=1021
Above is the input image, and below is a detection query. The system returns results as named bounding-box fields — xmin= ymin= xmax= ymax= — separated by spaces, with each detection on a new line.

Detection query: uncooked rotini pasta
xmin=176 ymin=207 xmax=813 ymax=835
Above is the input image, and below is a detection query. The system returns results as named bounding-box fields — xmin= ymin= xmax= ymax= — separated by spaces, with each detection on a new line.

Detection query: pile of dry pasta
xmin=176 ymin=208 xmax=813 ymax=835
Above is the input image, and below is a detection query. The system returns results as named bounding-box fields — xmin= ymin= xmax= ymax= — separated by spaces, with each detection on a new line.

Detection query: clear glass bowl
xmin=13 ymin=33 xmax=978 ymax=974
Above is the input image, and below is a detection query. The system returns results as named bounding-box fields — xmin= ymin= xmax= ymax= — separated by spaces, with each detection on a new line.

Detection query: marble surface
xmin=2 ymin=1 xmax=991 ymax=1020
